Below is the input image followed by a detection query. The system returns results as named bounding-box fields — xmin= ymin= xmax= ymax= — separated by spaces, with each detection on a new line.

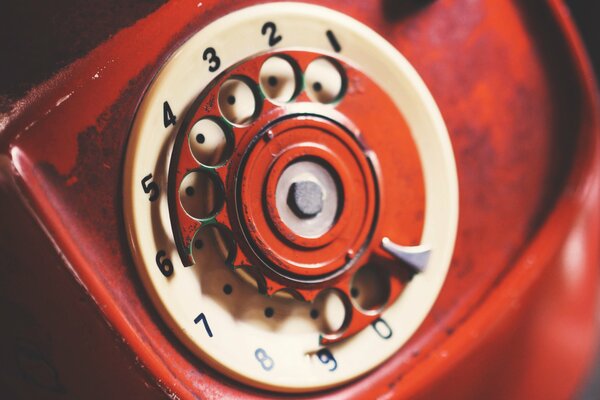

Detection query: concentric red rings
xmin=236 ymin=114 xmax=378 ymax=280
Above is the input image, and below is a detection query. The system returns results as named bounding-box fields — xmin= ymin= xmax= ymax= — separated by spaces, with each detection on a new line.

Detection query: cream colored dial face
xmin=123 ymin=3 xmax=458 ymax=392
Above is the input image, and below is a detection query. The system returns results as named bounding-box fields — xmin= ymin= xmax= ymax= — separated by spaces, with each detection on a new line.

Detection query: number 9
xmin=316 ymin=348 xmax=337 ymax=371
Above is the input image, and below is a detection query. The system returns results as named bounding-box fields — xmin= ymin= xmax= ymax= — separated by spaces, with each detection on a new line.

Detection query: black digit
xmin=255 ymin=348 xmax=274 ymax=371
xmin=202 ymin=47 xmax=221 ymax=72
xmin=316 ymin=348 xmax=338 ymax=371
xmin=163 ymin=101 xmax=177 ymax=127
xmin=372 ymin=318 xmax=393 ymax=339
xmin=261 ymin=22 xmax=282 ymax=46
xmin=141 ymin=174 xmax=159 ymax=202
xmin=194 ymin=313 xmax=213 ymax=337
xmin=155 ymin=250 xmax=173 ymax=277
xmin=326 ymin=30 xmax=342 ymax=52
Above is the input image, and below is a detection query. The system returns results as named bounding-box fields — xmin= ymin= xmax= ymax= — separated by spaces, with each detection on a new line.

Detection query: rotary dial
xmin=169 ymin=49 xmax=431 ymax=344
xmin=124 ymin=3 xmax=458 ymax=392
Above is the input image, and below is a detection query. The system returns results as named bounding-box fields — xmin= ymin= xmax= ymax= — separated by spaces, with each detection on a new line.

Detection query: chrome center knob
xmin=274 ymin=159 xmax=340 ymax=239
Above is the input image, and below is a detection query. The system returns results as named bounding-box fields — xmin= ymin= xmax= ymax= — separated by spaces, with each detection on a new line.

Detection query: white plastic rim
xmin=123 ymin=2 xmax=458 ymax=392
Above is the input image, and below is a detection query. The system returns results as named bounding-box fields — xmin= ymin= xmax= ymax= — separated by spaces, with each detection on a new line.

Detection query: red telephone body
xmin=0 ymin=0 xmax=599 ymax=399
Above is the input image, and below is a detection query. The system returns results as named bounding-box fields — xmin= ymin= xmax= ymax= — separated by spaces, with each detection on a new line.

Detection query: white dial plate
xmin=123 ymin=3 xmax=458 ymax=392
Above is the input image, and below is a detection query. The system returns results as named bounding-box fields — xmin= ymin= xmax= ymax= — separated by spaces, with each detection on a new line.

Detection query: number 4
xmin=163 ymin=101 xmax=177 ymax=127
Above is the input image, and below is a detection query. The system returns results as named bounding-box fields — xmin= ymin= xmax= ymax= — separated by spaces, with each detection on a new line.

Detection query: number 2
xmin=261 ymin=22 xmax=282 ymax=46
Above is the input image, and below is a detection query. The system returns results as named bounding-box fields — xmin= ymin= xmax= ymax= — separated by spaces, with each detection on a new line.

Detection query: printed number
xmin=261 ymin=22 xmax=282 ymax=46
xmin=316 ymin=348 xmax=338 ymax=371
xmin=163 ymin=101 xmax=177 ymax=127
xmin=194 ymin=313 xmax=213 ymax=337
xmin=255 ymin=348 xmax=274 ymax=371
xmin=372 ymin=318 xmax=393 ymax=339
xmin=141 ymin=174 xmax=159 ymax=202
xmin=202 ymin=47 xmax=221 ymax=72
xmin=155 ymin=250 xmax=173 ymax=277
xmin=326 ymin=30 xmax=342 ymax=52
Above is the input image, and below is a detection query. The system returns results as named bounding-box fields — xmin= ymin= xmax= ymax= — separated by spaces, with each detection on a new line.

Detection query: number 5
xmin=141 ymin=174 xmax=159 ymax=202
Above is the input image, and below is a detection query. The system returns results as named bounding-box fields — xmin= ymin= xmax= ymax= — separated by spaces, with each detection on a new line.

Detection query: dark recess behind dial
xmin=0 ymin=0 xmax=166 ymax=111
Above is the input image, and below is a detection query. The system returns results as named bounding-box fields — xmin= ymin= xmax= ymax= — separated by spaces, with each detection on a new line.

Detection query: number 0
xmin=372 ymin=318 xmax=393 ymax=339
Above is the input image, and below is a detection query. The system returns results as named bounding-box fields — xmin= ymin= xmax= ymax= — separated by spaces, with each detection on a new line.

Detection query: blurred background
xmin=565 ymin=2 xmax=600 ymax=398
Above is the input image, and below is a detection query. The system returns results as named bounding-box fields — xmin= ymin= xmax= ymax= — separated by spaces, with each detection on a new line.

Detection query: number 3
xmin=202 ymin=47 xmax=221 ymax=72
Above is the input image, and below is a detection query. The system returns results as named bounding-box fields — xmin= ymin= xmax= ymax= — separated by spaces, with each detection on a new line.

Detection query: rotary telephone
xmin=1 ymin=1 xmax=599 ymax=399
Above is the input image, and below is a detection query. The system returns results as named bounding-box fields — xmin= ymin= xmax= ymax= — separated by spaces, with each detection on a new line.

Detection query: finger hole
xmin=236 ymin=265 xmax=267 ymax=294
xmin=351 ymin=263 xmax=390 ymax=312
xmin=179 ymin=170 xmax=224 ymax=220
xmin=191 ymin=224 xmax=236 ymax=266
xmin=304 ymin=57 xmax=347 ymax=104
xmin=259 ymin=55 xmax=301 ymax=103
xmin=218 ymin=76 xmax=261 ymax=126
xmin=188 ymin=117 xmax=233 ymax=167
xmin=313 ymin=289 xmax=350 ymax=334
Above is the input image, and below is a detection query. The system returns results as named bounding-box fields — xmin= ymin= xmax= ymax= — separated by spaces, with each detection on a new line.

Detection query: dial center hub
xmin=235 ymin=114 xmax=378 ymax=281
xmin=287 ymin=180 xmax=324 ymax=219
xmin=276 ymin=158 xmax=340 ymax=239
